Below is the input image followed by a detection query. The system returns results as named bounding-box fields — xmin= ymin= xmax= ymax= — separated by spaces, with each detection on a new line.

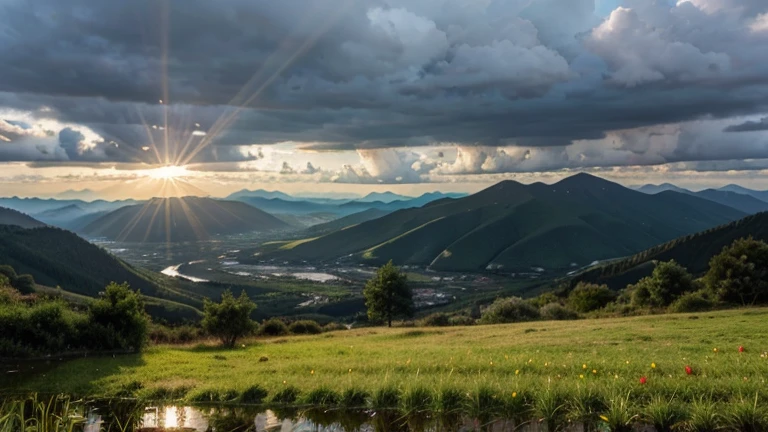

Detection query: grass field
xmin=7 ymin=308 xmax=768 ymax=427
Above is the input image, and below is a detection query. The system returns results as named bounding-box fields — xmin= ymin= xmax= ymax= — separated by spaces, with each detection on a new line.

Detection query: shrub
xmin=421 ymin=312 xmax=452 ymax=327
xmin=88 ymin=282 xmax=149 ymax=352
xmin=202 ymin=290 xmax=256 ymax=347
xmin=258 ymin=318 xmax=289 ymax=336
xmin=705 ymin=237 xmax=768 ymax=306
xmin=540 ymin=302 xmax=578 ymax=321
xmin=668 ymin=291 xmax=714 ymax=313
xmin=479 ymin=297 xmax=540 ymax=324
xmin=449 ymin=315 xmax=475 ymax=326
xmin=149 ymin=324 xmax=203 ymax=344
xmin=271 ymin=386 xmax=300 ymax=404
xmin=630 ymin=261 xmax=696 ymax=307
xmin=14 ymin=274 xmax=36 ymax=295
xmin=568 ymin=282 xmax=615 ymax=313
xmin=288 ymin=320 xmax=323 ymax=335
xmin=322 ymin=322 xmax=347 ymax=332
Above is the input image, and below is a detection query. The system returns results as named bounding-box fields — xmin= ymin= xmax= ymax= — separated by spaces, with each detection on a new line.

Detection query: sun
xmin=145 ymin=165 xmax=189 ymax=180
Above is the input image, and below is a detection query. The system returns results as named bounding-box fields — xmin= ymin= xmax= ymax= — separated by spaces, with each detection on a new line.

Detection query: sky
xmin=1 ymin=0 xmax=767 ymax=200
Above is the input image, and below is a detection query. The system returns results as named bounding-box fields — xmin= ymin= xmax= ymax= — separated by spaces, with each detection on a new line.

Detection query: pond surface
xmin=83 ymin=405 xmax=610 ymax=432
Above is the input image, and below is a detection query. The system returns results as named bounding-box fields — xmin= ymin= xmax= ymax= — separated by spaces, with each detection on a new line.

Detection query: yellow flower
xmin=349 ymin=368 xmax=353 ymax=373
xmin=583 ymin=364 xmax=587 ymax=369
xmin=626 ymin=360 xmax=630 ymax=364
xmin=515 ymin=369 xmax=520 ymax=375
xmin=713 ymin=348 xmax=719 ymax=353
xmin=490 ymin=361 xmax=493 ymax=366
xmin=310 ymin=370 xmax=315 ymax=375
xmin=592 ymin=369 xmax=597 ymax=374
xmin=512 ymin=392 xmax=517 ymax=398
xmin=600 ymin=415 xmax=609 ymax=422
xmin=614 ymin=374 xmax=619 ymax=379
xmin=651 ymin=363 xmax=656 ymax=369
xmin=579 ymin=374 xmax=584 ymax=379
xmin=283 ymin=380 xmax=286 ymax=385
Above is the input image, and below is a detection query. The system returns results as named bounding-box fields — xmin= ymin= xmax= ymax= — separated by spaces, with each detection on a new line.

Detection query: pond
xmin=0 ymin=399 xmax=614 ymax=432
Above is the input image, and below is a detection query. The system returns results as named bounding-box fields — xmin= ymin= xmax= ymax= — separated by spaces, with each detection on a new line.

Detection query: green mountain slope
xmin=0 ymin=225 xmax=201 ymax=321
xmin=82 ymin=197 xmax=289 ymax=242
xmin=0 ymin=207 xmax=46 ymax=228
xmin=253 ymin=174 xmax=745 ymax=273
xmin=692 ymin=189 xmax=768 ymax=214
xmin=571 ymin=212 xmax=768 ymax=289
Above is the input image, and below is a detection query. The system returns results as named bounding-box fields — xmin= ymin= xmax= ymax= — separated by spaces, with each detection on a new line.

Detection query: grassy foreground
xmin=8 ymin=310 xmax=768 ymax=412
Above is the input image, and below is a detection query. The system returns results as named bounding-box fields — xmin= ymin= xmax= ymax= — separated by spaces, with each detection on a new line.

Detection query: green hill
xmin=0 ymin=225 xmax=201 ymax=321
xmin=570 ymin=212 xmax=768 ymax=289
xmin=0 ymin=207 xmax=46 ymax=229
xmin=82 ymin=197 xmax=289 ymax=242
xmin=252 ymin=173 xmax=745 ymax=273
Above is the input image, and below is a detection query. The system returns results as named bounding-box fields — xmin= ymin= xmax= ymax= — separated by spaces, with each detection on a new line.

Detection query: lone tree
xmin=89 ymin=282 xmax=149 ymax=352
xmin=364 ymin=260 xmax=413 ymax=327
xmin=630 ymin=260 xmax=696 ymax=307
xmin=705 ymin=237 xmax=768 ymax=306
xmin=203 ymin=290 xmax=256 ymax=347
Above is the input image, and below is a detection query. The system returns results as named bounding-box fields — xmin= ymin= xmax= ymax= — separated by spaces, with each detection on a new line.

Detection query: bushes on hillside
xmin=421 ymin=312 xmax=452 ymax=327
xmin=668 ymin=291 xmax=715 ymax=313
xmin=479 ymin=297 xmax=540 ymax=324
xmin=0 ymin=265 xmax=36 ymax=295
xmin=629 ymin=261 xmax=696 ymax=308
xmin=259 ymin=318 xmax=289 ymax=336
xmin=0 ymin=278 xmax=151 ymax=357
xmin=540 ymin=302 xmax=578 ymax=321
xmin=568 ymin=282 xmax=615 ymax=313
xmin=288 ymin=320 xmax=323 ymax=335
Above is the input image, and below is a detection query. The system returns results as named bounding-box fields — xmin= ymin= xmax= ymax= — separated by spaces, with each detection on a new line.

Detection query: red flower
xmin=739 ymin=346 xmax=745 ymax=353
xmin=685 ymin=366 xmax=693 ymax=375
xmin=639 ymin=376 xmax=647 ymax=385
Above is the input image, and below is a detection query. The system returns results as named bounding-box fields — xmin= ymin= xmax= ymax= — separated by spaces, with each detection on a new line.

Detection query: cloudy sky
xmin=1 ymin=0 xmax=767 ymax=199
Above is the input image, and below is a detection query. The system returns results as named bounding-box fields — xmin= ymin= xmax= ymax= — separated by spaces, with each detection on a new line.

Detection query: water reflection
xmin=121 ymin=405 xmax=582 ymax=432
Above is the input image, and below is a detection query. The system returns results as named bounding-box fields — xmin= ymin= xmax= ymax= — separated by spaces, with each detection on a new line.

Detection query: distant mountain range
xmin=54 ymin=188 xmax=101 ymax=201
xmin=253 ymin=173 xmax=746 ymax=273
xmin=227 ymin=191 xmax=467 ymax=217
xmin=0 ymin=197 xmax=140 ymax=215
xmin=0 ymin=207 xmax=47 ymax=229
xmin=636 ymin=183 xmax=768 ymax=214
xmin=572 ymin=211 xmax=768 ymax=289
xmin=81 ymin=197 xmax=289 ymax=242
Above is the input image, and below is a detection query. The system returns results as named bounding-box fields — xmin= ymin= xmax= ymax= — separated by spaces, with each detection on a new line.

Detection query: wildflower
xmin=505 ymin=355 xmax=509 ymax=360
xmin=583 ymin=364 xmax=587 ymax=369
xmin=515 ymin=369 xmax=520 ymax=375
xmin=713 ymin=348 xmax=718 ymax=353
xmin=739 ymin=346 xmax=745 ymax=353
xmin=490 ymin=361 xmax=493 ymax=366
xmin=349 ymin=368 xmax=353 ymax=373
xmin=600 ymin=415 xmax=609 ymax=422
xmin=512 ymin=392 xmax=517 ymax=398
xmin=651 ymin=363 xmax=656 ymax=369
xmin=626 ymin=360 xmax=630 ymax=364
xmin=639 ymin=376 xmax=647 ymax=385
xmin=579 ymin=374 xmax=584 ymax=379
xmin=592 ymin=369 xmax=597 ymax=374
xmin=241 ymin=344 xmax=246 ymax=348
xmin=311 ymin=370 xmax=315 ymax=375
xmin=614 ymin=374 xmax=619 ymax=379
xmin=283 ymin=380 xmax=287 ymax=385
xmin=685 ymin=366 xmax=692 ymax=375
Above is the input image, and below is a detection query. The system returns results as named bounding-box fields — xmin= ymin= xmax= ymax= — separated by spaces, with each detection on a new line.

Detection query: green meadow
xmin=11 ymin=309 xmax=768 ymax=407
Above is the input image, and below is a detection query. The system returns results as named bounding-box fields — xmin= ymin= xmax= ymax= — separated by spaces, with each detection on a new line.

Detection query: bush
xmin=705 ymin=237 xmax=768 ymax=306
xmin=202 ymin=290 xmax=256 ymax=347
xmin=240 ymin=385 xmax=269 ymax=404
xmin=322 ymin=322 xmax=347 ymax=332
xmin=258 ymin=318 xmax=289 ymax=336
xmin=668 ymin=291 xmax=715 ymax=313
xmin=149 ymin=324 xmax=203 ymax=344
xmin=88 ymin=282 xmax=149 ymax=352
xmin=540 ymin=302 xmax=578 ymax=321
xmin=421 ymin=312 xmax=452 ymax=327
xmin=629 ymin=261 xmax=696 ymax=307
xmin=568 ymin=282 xmax=615 ymax=313
xmin=479 ymin=297 xmax=540 ymax=324
xmin=449 ymin=315 xmax=475 ymax=326
xmin=288 ymin=320 xmax=323 ymax=335
xmin=14 ymin=274 xmax=36 ymax=295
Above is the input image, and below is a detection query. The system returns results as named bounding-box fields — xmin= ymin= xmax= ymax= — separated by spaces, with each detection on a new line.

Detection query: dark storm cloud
xmin=724 ymin=117 xmax=768 ymax=132
xmin=0 ymin=0 xmax=767 ymax=171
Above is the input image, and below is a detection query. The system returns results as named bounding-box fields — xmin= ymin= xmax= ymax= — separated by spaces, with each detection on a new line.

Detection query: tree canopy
xmin=363 ymin=261 xmax=413 ymax=327
xmin=629 ymin=260 xmax=696 ymax=307
xmin=88 ymin=282 xmax=149 ymax=352
xmin=202 ymin=290 xmax=256 ymax=347
xmin=705 ymin=237 xmax=768 ymax=306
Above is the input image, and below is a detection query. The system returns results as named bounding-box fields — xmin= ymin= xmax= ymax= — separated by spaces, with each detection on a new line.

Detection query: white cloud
xmin=586 ymin=7 xmax=730 ymax=87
